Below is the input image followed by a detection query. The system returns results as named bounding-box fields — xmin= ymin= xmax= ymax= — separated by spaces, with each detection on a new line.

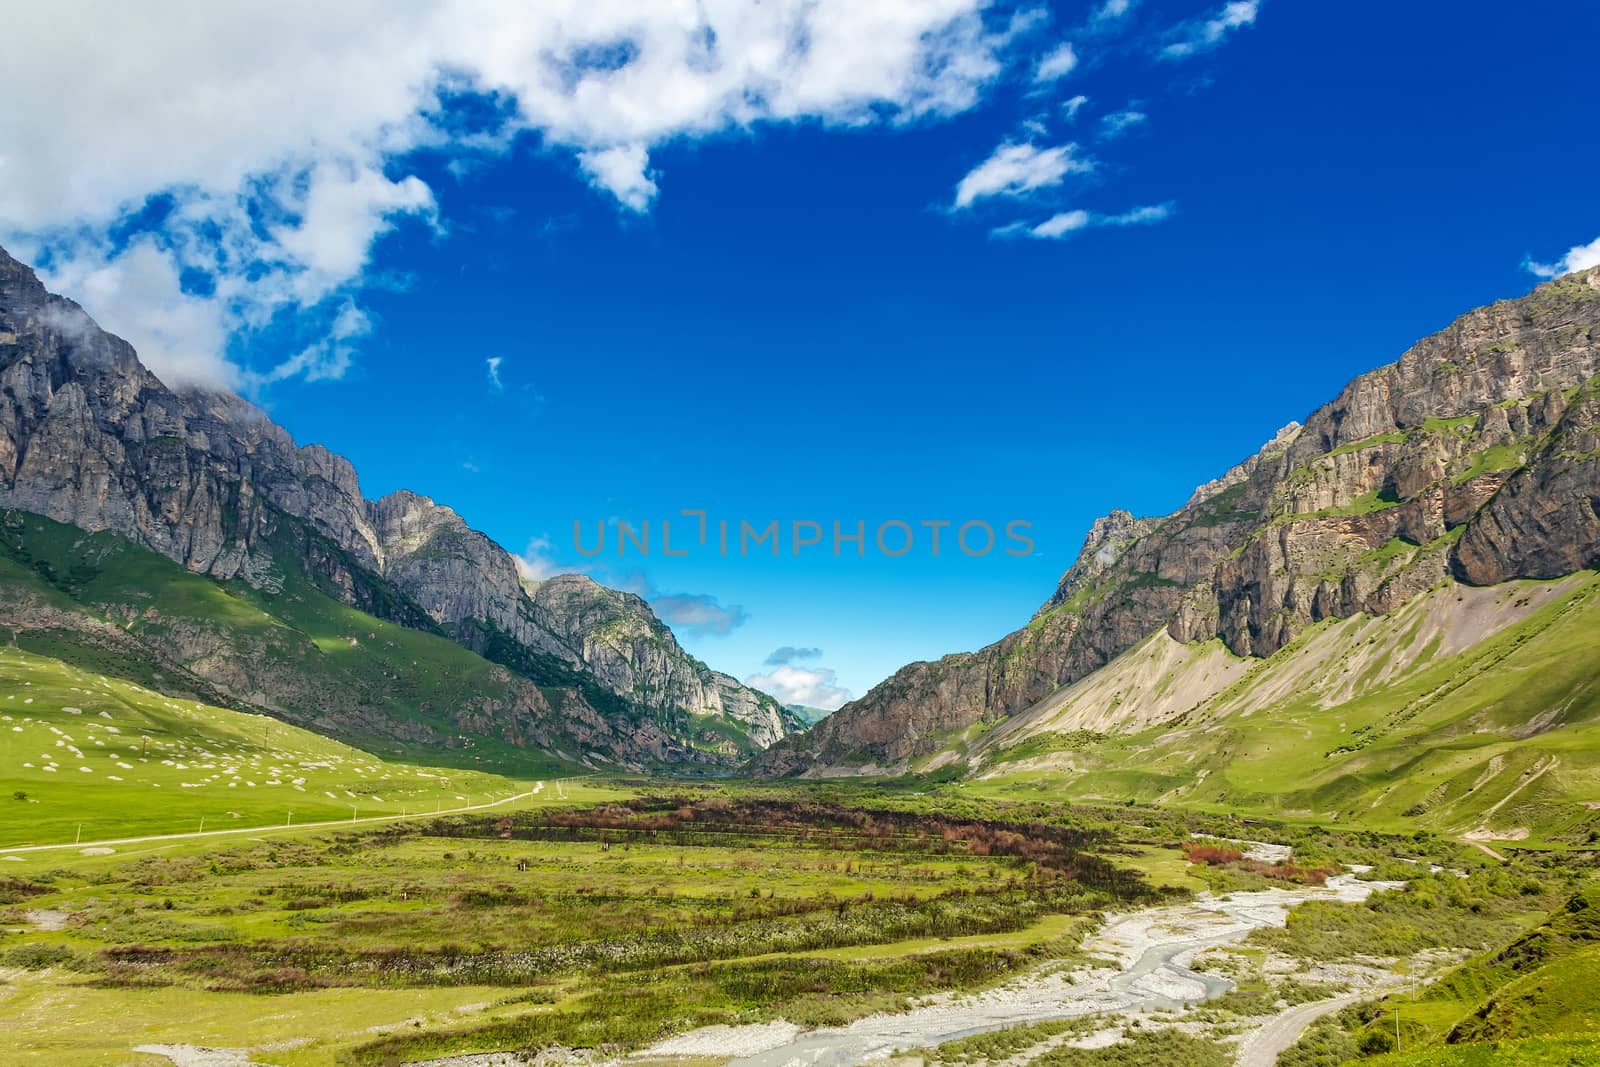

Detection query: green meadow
xmin=0 ymin=645 xmax=619 ymax=847
xmin=1 ymin=795 xmax=1135 ymax=1064
xmin=1 ymin=780 xmax=1598 ymax=1065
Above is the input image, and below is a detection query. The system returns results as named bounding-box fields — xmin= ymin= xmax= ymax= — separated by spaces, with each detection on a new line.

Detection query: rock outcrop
xmin=755 ymin=268 xmax=1600 ymax=775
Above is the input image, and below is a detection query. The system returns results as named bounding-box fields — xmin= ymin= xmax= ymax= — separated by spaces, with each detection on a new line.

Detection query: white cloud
xmin=577 ymin=144 xmax=658 ymax=213
xmin=40 ymin=237 xmax=236 ymax=389
xmin=1061 ymin=95 xmax=1090 ymax=122
xmin=1099 ymin=108 xmax=1147 ymax=139
xmin=1105 ymin=203 xmax=1173 ymax=226
xmin=1033 ymin=42 xmax=1079 ymax=84
xmin=26 ymin=157 xmax=437 ymax=390
xmin=651 ymin=593 xmax=748 ymax=637
xmin=486 ymin=355 xmax=504 ymax=391
xmin=1029 ymin=210 xmax=1093 ymax=239
xmin=1524 ymin=234 xmax=1600 ymax=279
xmin=1161 ymin=1 xmax=1259 ymax=59
xmin=514 ymin=536 xmax=588 ymax=583
xmin=998 ymin=201 xmax=1172 ymax=240
xmin=268 ymin=162 xmax=437 ymax=304
xmin=765 ymin=646 xmax=823 ymax=666
xmin=2 ymin=0 xmax=1014 ymax=391
xmin=744 ymin=663 xmax=853 ymax=710
xmin=1090 ymin=0 xmax=1137 ymax=27
xmin=953 ymin=142 xmax=1093 ymax=209
xmin=248 ymin=302 xmax=373 ymax=387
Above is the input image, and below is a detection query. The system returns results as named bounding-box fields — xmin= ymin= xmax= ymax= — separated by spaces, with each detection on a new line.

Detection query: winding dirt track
xmin=1233 ymin=990 xmax=1379 ymax=1067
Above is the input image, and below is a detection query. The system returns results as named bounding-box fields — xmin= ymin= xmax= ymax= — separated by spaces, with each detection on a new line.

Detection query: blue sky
xmin=5 ymin=1 xmax=1598 ymax=709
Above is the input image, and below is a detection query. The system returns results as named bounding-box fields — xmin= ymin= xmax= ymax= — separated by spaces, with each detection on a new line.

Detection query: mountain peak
xmin=0 ymin=243 xmax=48 ymax=310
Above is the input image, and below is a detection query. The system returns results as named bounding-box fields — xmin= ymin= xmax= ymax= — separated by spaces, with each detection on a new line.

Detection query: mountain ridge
xmin=754 ymin=267 xmax=1600 ymax=776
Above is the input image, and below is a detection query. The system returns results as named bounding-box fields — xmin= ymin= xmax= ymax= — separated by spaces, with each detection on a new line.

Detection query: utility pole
xmin=198 ymin=816 xmax=205 ymax=834
xmin=75 ymin=823 xmax=82 ymax=845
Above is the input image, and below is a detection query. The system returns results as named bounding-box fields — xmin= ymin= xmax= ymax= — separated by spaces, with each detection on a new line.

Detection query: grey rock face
xmin=1452 ymin=386 xmax=1600 ymax=583
xmin=755 ymin=268 xmax=1600 ymax=775
xmin=0 ymin=244 xmax=796 ymax=764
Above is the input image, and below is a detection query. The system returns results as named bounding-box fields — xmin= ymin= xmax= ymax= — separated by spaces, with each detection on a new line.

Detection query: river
xmin=634 ymin=872 xmax=1398 ymax=1067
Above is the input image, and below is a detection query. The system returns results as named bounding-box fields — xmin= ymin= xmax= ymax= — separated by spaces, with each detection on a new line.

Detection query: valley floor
xmin=3 ymin=782 xmax=1597 ymax=1066
xmin=642 ymin=871 xmax=1401 ymax=1066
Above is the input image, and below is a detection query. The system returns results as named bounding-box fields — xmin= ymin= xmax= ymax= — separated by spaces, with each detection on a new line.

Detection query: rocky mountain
xmin=0 ymin=243 xmax=797 ymax=767
xmin=754 ymin=267 xmax=1600 ymax=776
xmin=365 ymin=490 xmax=796 ymax=751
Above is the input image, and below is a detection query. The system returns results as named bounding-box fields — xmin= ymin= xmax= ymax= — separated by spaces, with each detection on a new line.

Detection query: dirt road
xmin=1234 ymin=990 xmax=1375 ymax=1067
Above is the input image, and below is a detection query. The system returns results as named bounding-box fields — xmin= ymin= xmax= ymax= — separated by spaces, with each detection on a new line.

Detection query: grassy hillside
xmin=0 ymin=644 xmax=562 ymax=845
xmin=1445 ymin=888 xmax=1600 ymax=1045
xmin=1363 ymin=1035 xmax=1600 ymax=1066
xmin=0 ymin=509 xmax=599 ymax=774
xmin=963 ymin=573 xmax=1600 ymax=845
xmin=1280 ymin=886 xmax=1600 ymax=1066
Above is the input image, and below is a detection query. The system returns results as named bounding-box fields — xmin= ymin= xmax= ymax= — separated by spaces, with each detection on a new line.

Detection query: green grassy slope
xmin=1445 ymin=889 xmax=1600 ymax=1045
xmin=1281 ymin=886 xmax=1600 ymax=1066
xmin=0 ymin=645 xmax=543 ymax=845
xmin=1364 ymin=1035 xmax=1600 ymax=1065
xmin=0 ymin=509 xmax=591 ymax=775
xmin=967 ymin=574 xmax=1600 ymax=844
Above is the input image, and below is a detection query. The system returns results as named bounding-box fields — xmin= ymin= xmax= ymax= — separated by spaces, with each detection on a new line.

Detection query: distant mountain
xmin=0 ymin=244 xmax=801 ymax=768
xmin=754 ymin=267 xmax=1600 ymax=782
xmin=785 ymin=704 xmax=836 ymax=726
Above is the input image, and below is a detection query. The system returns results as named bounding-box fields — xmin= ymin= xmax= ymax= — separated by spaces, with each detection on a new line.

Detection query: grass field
xmin=0 ymin=794 xmax=1148 ymax=1064
xmin=3 ymin=786 xmax=1598 ymax=1065
xmin=0 ymin=644 xmax=622 ymax=846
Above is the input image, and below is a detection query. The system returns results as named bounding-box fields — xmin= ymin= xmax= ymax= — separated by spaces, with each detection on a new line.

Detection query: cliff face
xmin=755 ymin=269 xmax=1600 ymax=775
xmin=0 ymin=244 xmax=795 ymax=764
